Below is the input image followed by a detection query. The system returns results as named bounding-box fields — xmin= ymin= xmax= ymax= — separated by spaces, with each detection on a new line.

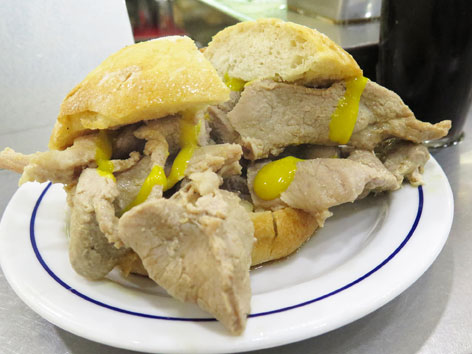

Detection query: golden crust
xmin=49 ymin=36 xmax=230 ymax=150
xmin=204 ymin=18 xmax=362 ymax=85
xmin=250 ymin=207 xmax=319 ymax=266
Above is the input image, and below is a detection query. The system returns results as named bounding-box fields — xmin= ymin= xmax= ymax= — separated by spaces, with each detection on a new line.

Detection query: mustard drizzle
xmin=165 ymin=113 xmax=201 ymax=191
xmin=329 ymin=76 xmax=368 ymax=145
xmin=223 ymin=73 xmax=246 ymax=92
xmin=95 ymin=130 xmax=116 ymax=182
xmin=253 ymin=156 xmax=303 ymax=201
xmin=122 ymin=112 xmax=201 ymax=213
xmin=121 ymin=165 xmax=167 ymax=214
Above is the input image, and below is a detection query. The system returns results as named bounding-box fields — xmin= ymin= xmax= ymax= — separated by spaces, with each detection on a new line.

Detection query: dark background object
xmin=346 ymin=44 xmax=378 ymax=81
xmin=377 ymin=0 xmax=472 ymax=145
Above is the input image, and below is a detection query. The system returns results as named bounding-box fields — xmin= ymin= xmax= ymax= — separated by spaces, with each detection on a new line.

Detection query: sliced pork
xmin=69 ymin=168 xmax=129 ymax=280
xmin=118 ymin=171 xmax=254 ymax=334
xmin=208 ymin=91 xmax=242 ymax=144
xmin=0 ymin=133 xmax=141 ymax=186
xmin=381 ymin=141 xmax=430 ymax=186
xmin=248 ymin=152 xmax=400 ymax=225
xmin=215 ymin=79 xmax=450 ymax=159
xmin=187 ymin=143 xmax=243 ymax=177
xmin=0 ymin=134 xmax=97 ymax=185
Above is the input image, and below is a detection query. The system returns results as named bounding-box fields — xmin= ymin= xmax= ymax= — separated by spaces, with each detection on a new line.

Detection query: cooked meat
xmin=118 ymin=171 xmax=253 ymax=334
xmin=110 ymin=151 xmax=141 ymax=173
xmin=69 ymin=168 xmax=129 ymax=280
xmin=116 ymin=252 xmax=148 ymax=277
xmin=221 ymin=175 xmax=251 ymax=200
xmin=381 ymin=141 xmax=430 ymax=186
xmin=187 ymin=144 xmax=243 ymax=177
xmin=347 ymin=150 xmax=399 ymax=198
xmin=112 ymin=124 xmax=145 ymax=159
xmin=115 ymin=157 xmax=154 ymax=212
xmin=136 ymin=112 xmax=211 ymax=155
xmin=208 ymin=91 xmax=241 ymax=144
xmin=280 ymin=158 xmax=399 ymax=225
xmin=0 ymin=147 xmax=31 ymax=173
xmin=64 ymin=184 xmax=77 ymax=208
xmin=248 ymin=155 xmax=399 ymax=225
xmin=135 ymin=116 xmax=180 ymax=155
xmin=0 ymin=133 xmax=142 ymax=186
xmin=141 ymin=131 xmax=169 ymax=166
xmin=297 ymin=145 xmax=341 ymax=159
xmin=114 ymin=133 xmax=169 ymax=212
xmin=0 ymin=134 xmax=97 ymax=185
xmin=197 ymin=113 xmax=212 ymax=147
xmin=222 ymin=80 xmax=450 ymax=159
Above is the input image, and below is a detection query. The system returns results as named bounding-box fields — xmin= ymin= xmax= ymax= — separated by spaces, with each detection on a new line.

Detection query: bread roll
xmin=204 ymin=18 xmax=362 ymax=86
xmin=50 ymin=36 xmax=230 ymax=150
xmin=250 ymin=207 xmax=318 ymax=266
xmin=202 ymin=19 xmax=357 ymax=266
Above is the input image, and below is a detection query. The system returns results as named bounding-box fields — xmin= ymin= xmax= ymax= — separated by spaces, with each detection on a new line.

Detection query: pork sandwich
xmin=0 ymin=20 xmax=451 ymax=335
xmin=1 ymin=36 xmax=269 ymax=334
xmin=203 ymin=18 xmax=452 ymax=264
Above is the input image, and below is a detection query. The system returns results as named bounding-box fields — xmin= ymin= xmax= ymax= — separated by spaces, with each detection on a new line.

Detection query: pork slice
xmin=135 ymin=115 xmax=181 ymax=155
xmin=186 ymin=143 xmax=243 ymax=177
xmin=69 ymin=168 xmax=129 ymax=280
xmin=115 ymin=157 xmax=153 ymax=212
xmin=0 ymin=147 xmax=31 ymax=173
xmin=208 ymin=91 xmax=242 ymax=144
xmin=381 ymin=141 xmax=430 ymax=186
xmin=0 ymin=134 xmax=97 ymax=185
xmin=118 ymin=171 xmax=254 ymax=334
xmin=298 ymin=145 xmax=341 ymax=159
xmin=347 ymin=150 xmax=399 ymax=198
xmin=115 ymin=133 xmax=168 ymax=212
xmin=227 ymin=80 xmax=450 ymax=159
xmin=136 ymin=112 xmax=211 ymax=155
xmin=280 ymin=158 xmax=400 ymax=225
xmin=221 ymin=175 xmax=251 ymax=201
xmin=247 ymin=155 xmax=399 ymax=225
xmin=112 ymin=124 xmax=145 ymax=159
xmin=110 ymin=151 xmax=141 ymax=173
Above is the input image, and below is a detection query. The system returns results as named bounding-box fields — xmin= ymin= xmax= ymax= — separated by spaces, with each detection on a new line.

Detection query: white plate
xmin=0 ymin=157 xmax=453 ymax=353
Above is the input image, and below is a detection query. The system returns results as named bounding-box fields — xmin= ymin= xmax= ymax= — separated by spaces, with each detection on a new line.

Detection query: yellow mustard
xmin=329 ymin=76 xmax=368 ymax=145
xmin=223 ymin=73 xmax=246 ymax=92
xmin=253 ymin=156 xmax=303 ymax=201
xmin=165 ymin=114 xmax=201 ymax=191
xmin=122 ymin=112 xmax=202 ymax=214
xmin=95 ymin=130 xmax=115 ymax=181
xmin=121 ymin=165 xmax=167 ymax=214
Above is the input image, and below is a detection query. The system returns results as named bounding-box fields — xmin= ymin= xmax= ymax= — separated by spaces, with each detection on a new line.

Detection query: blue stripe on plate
xmin=30 ymin=182 xmax=423 ymax=321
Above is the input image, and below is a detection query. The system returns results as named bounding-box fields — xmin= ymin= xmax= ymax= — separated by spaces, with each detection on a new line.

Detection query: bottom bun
xmin=118 ymin=207 xmax=319 ymax=276
xmin=250 ymin=207 xmax=319 ymax=266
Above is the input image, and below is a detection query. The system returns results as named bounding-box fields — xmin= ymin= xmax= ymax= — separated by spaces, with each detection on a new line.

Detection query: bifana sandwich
xmin=0 ymin=20 xmax=450 ymax=335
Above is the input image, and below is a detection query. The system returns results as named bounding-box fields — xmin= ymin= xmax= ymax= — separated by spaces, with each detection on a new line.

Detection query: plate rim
xmin=0 ymin=156 xmax=454 ymax=353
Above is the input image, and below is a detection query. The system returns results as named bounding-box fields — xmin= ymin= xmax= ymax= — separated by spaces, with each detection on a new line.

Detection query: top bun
xmin=50 ymin=36 xmax=230 ymax=150
xmin=204 ymin=18 xmax=362 ymax=85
